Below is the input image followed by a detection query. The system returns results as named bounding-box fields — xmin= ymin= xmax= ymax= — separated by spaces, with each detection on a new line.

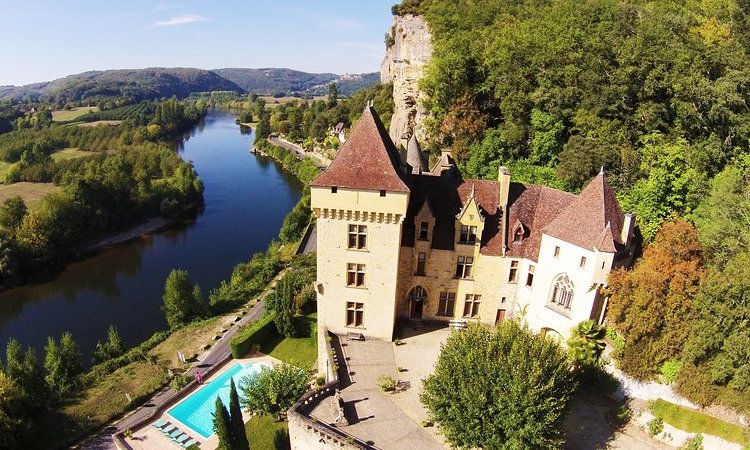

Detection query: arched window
xmin=408 ymin=286 xmax=428 ymax=303
xmin=550 ymin=274 xmax=574 ymax=309
xmin=513 ymin=226 xmax=524 ymax=243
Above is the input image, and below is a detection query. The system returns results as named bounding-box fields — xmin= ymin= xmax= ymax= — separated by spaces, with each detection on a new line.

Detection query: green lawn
xmin=52 ymin=148 xmax=94 ymax=161
xmin=650 ymin=398 xmax=750 ymax=446
xmin=243 ymin=414 xmax=289 ymax=450
xmin=52 ymin=106 xmax=99 ymax=122
xmin=260 ymin=313 xmax=317 ymax=370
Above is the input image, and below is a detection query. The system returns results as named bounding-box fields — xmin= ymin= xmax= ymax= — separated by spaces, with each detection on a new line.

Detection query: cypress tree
xmin=229 ymin=378 xmax=249 ymax=450
xmin=213 ymin=396 xmax=234 ymax=450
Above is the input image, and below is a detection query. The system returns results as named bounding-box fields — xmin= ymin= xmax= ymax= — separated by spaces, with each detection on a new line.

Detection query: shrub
xmin=378 ymin=375 xmax=396 ymax=392
xmin=230 ymin=312 xmax=276 ymax=358
xmin=681 ymin=434 xmax=703 ymax=450
xmin=660 ymin=360 xmax=682 ymax=384
xmin=614 ymin=404 xmax=631 ymax=424
xmin=606 ymin=327 xmax=625 ymax=352
xmin=647 ymin=417 xmax=664 ymax=436
xmin=170 ymin=373 xmax=190 ymax=391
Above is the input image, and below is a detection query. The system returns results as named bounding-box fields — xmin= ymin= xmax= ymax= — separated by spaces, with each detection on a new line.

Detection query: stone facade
xmin=310 ymin=107 xmax=636 ymax=375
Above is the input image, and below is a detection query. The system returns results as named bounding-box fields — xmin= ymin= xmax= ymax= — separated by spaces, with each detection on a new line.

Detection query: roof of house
xmin=505 ymin=184 xmax=577 ymax=261
xmin=401 ymin=175 xmax=502 ymax=254
xmin=543 ymin=169 xmax=625 ymax=252
xmin=310 ymin=107 xmax=409 ymax=193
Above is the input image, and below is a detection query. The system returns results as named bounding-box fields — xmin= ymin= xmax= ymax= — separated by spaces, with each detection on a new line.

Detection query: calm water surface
xmin=0 ymin=112 xmax=302 ymax=360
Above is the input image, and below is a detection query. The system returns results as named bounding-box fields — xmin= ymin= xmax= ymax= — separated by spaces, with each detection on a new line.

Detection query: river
xmin=0 ymin=111 xmax=303 ymax=361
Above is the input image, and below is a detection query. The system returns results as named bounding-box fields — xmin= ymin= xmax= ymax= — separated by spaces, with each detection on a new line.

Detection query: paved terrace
xmin=310 ymin=327 xmax=447 ymax=450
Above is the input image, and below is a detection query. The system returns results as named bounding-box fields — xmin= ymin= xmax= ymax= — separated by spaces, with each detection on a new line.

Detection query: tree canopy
xmin=606 ymin=219 xmax=704 ymax=380
xmin=420 ymin=321 xmax=576 ymax=449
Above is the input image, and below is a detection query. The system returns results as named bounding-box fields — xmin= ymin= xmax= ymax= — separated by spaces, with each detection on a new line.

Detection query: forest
xmin=394 ymin=0 xmax=750 ymax=414
xmin=0 ymin=97 xmax=207 ymax=286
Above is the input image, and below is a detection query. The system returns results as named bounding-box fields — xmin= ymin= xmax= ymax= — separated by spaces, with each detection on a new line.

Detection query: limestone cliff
xmin=381 ymin=14 xmax=433 ymax=150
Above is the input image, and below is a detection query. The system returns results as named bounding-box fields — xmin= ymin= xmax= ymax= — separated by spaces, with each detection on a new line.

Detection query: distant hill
xmin=212 ymin=68 xmax=380 ymax=96
xmin=0 ymin=68 xmax=382 ymax=103
xmin=0 ymin=68 xmax=245 ymax=103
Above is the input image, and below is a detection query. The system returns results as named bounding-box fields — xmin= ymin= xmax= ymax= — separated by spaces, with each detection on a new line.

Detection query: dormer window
xmin=459 ymin=225 xmax=477 ymax=244
xmin=418 ymin=221 xmax=429 ymax=240
xmin=513 ymin=226 xmax=524 ymax=243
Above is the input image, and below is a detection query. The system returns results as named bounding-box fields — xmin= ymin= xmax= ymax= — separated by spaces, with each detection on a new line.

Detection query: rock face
xmin=381 ymin=14 xmax=433 ymax=150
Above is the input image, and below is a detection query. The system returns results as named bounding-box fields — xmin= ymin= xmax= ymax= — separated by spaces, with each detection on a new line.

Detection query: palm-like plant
xmin=567 ymin=320 xmax=606 ymax=368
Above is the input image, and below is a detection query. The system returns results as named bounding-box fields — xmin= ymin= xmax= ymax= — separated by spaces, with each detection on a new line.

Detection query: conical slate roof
xmin=543 ymin=170 xmax=625 ymax=252
xmin=310 ymin=107 xmax=409 ymax=193
xmin=406 ymin=135 xmax=428 ymax=174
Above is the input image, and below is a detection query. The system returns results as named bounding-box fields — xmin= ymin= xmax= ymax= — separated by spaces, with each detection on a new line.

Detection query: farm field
xmin=51 ymin=148 xmax=94 ymax=161
xmin=52 ymin=106 xmax=99 ymax=122
xmin=0 ymin=182 xmax=59 ymax=207
xmin=77 ymin=120 xmax=123 ymax=127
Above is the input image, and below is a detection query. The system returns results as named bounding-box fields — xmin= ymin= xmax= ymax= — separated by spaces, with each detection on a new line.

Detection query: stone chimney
xmin=498 ymin=166 xmax=511 ymax=208
xmin=621 ymin=213 xmax=635 ymax=247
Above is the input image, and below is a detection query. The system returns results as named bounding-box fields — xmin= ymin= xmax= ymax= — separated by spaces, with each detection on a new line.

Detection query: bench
xmin=346 ymin=331 xmax=364 ymax=341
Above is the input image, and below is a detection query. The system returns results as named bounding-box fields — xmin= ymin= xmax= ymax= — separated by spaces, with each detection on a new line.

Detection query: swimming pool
xmin=168 ymin=362 xmax=266 ymax=438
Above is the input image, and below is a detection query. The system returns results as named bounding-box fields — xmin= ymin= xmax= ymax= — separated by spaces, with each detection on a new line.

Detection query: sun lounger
xmin=151 ymin=419 xmax=168 ymax=429
xmin=174 ymin=434 xmax=190 ymax=444
xmin=180 ymin=438 xmax=195 ymax=448
xmin=167 ymin=429 xmax=183 ymax=440
xmin=161 ymin=425 xmax=177 ymax=434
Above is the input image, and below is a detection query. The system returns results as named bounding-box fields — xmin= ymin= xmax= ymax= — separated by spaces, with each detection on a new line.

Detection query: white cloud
xmin=152 ymin=14 xmax=209 ymax=27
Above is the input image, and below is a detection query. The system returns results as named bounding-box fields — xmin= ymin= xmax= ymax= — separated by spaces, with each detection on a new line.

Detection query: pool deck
xmin=125 ymin=354 xmax=279 ymax=450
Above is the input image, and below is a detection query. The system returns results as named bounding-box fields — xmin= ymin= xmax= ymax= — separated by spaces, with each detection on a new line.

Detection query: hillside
xmin=0 ymin=68 xmax=380 ymax=103
xmin=0 ymin=68 xmax=245 ymax=103
xmin=212 ymin=68 xmax=379 ymax=96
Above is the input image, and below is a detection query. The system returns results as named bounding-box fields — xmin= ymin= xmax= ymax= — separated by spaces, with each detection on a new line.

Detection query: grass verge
xmin=650 ymin=398 xmax=750 ymax=446
xmin=260 ymin=313 xmax=317 ymax=370
xmin=244 ymin=414 xmax=289 ymax=450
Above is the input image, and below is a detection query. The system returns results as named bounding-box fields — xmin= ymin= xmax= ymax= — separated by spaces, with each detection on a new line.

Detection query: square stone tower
xmin=310 ymin=107 xmax=410 ymax=349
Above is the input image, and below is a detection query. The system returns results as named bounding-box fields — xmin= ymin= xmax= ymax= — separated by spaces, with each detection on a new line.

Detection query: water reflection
xmin=0 ymin=112 xmax=302 ymax=361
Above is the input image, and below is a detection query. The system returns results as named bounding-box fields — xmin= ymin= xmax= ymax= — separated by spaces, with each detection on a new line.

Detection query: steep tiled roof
xmin=402 ymin=175 xmax=502 ymax=254
xmin=505 ymin=184 xmax=577 ymax=261
xmin=310 ymin=107 xmax=409 ymax=193
xmin=543 ymin=171 xmax=625 ymax=252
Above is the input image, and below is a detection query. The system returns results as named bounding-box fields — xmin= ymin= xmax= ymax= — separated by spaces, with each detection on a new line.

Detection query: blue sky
xmin=0 ymin=0 xmax=395 ymax=86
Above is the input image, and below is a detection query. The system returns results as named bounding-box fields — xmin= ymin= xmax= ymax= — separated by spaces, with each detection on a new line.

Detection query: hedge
xmin=230 ymin=312 xmax=277 ymax=358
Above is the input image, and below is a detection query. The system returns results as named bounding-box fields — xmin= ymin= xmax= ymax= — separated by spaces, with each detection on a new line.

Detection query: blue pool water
xmin=168 ymin=362 xmax=265 ymax=438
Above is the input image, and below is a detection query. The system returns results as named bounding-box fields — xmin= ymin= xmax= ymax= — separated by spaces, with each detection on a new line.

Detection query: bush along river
xmin=0 ymin=111 xmax=303 ymax=360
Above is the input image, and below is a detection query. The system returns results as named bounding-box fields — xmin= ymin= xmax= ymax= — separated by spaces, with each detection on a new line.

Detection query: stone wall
xmin=381 ymin=14 xmax=433 ymax=150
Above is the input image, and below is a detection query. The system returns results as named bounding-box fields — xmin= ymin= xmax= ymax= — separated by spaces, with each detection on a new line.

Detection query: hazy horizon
xmin=0 ymin=0 xmax=394 ymax=86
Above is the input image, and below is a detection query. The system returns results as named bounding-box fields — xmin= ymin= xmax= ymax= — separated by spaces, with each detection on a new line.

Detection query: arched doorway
xmin=540 ymin=327 xmax=563 ymax=343
xmin=408 ymin=286 xmax=427 ymax=320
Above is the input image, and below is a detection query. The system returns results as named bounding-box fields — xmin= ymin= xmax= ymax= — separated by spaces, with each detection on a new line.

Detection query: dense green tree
xmin=268 ymin=275 xmax=297 ymax=338
xmin=229 ymin=378 xmax=250 ymax=450
xmin=607 ymin=219 xmax=705 ymax=379
xmin=680 ymin=251 xmax=750 ymax=408
xmin=0 ymin=371 xmax=25 ymax=449
xmin=161 ymin=269 xmax=205 ymax=328
xmin=92 ymin=325 xmax=124 ymax=365
xmin=4 ymin=339 xmax=48 ymax=414
xmin=420 ymin=321 xmax=576 ymax=449
xmin=693 ymin=158 xmax=750 ymax=269
xmin=240 ymin=363 xmax=308 ymax=420
xmin=327 ymin=83 xmax=338 ymax=109
xmin=213 ymin=396 xmax=235 ymax=450
xmin=43 ymin=332 xmax=83 ymax=400
xmin=0 ymin=196 xmax=27 ymax=231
